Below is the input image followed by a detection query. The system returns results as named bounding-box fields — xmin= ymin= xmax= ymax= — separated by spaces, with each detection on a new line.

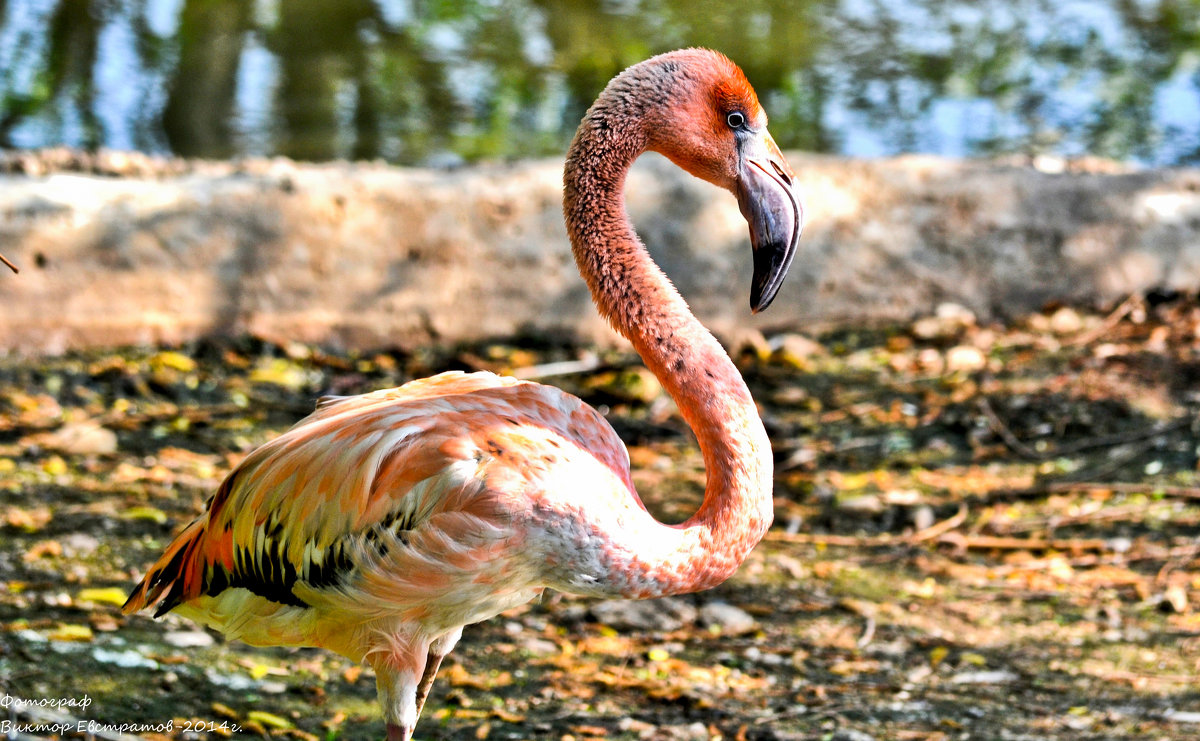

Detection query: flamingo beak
xmin=735 ymin=131 xmax=803 ymax=313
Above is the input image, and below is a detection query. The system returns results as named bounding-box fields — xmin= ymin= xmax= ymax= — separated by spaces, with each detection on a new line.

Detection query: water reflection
xmin=0 ymin=0 xmax=1197 ymax=165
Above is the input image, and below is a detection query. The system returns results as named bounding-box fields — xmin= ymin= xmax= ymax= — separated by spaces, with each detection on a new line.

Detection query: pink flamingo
xmin=124 ymin=48 xmax=802 ymax=740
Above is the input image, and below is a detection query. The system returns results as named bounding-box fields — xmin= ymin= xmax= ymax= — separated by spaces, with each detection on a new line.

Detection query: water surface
xmin=1 ymin=0 xmax=1197 ymax=165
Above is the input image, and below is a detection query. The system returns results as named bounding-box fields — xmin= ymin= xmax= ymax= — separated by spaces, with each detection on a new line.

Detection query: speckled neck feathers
xmin=562 ymin=51 xmax=774 ymax=596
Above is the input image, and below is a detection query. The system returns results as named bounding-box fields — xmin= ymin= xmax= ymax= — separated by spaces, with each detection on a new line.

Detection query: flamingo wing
xmin=124 ymin=371 xmax=632 ymax=642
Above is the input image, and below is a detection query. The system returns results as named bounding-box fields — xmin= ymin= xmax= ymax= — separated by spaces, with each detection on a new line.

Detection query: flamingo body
xmin=130 ymin=370 xmax=746 ymax=644
xmin=126 ymin=48 xmax=803 ymax=740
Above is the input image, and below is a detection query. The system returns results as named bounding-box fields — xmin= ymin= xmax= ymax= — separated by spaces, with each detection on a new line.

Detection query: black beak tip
xmin=749 ymin=237 xmax=795 ymax=314
xmin=749 ymin=284 xmax=770 ymax=314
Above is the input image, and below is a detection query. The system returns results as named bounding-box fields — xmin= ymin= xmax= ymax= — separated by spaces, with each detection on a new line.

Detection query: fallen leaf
xmin=48 ymin=623 xmax=94 ymax=642
xmin=249 ymin=358 xmax=311 ymax=390
xmin=7 ymin=506 xmax=52 ymax=532
xmin=443 ymin=662 xmax=512 ymax=689
xmin=929 ymin=645 xmax=949 ymax=668
xmin=150 ymin=351 xmax=198 ymax=373
xmin=77 ymin=587 xmax=130 ymax=606
xmin=570 ymin=724 xmax=609 ymax=737
xmin=242 ymin=720 xmax=267 ymax=736
xmin=122 ymin=506 xmax=168 ymax=524
xmin=960 ymin=652 xmax=987 ymax=667
xmin=1163 ymin=585 xmax=1189 ymax=613
xmin=23 ymin=539 xmax=62 ymax=561
xmin=829 ymin=659 xmax=882 ymax=676
xmin=492 ymin=708 xmax=525 ymax=723
xmin=321 ymin=712 xmax=346 ymax=730
xmin=90 ymin=615 xmax=120 ymax=632
xmin=246 ymin=710 xmax=292 ymax=729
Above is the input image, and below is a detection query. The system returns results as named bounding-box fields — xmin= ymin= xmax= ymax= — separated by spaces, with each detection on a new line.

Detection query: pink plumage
xmin=125 ymin=48 xmax=803 ymax=740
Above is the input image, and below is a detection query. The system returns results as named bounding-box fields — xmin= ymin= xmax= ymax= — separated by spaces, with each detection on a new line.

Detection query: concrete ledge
xmin=1 ymin=152 xmax=1198 ymax=355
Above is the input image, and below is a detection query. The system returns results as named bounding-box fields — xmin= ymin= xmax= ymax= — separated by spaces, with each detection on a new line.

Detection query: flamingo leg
xmin=413 ymin=649 xmax=444 ymax=718
xmin=415 ymin=627 xmax=462 ymax=718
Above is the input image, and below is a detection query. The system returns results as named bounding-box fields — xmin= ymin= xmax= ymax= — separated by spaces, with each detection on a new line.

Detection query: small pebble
xmin=949 ymin=669 xmax=1019 ymax=684
xmin=92 ymin=647 xmax=159 ymax=670
xmin=164 ymin=630 xmax=215 ymax=648
xmin=1107 ymin=537 xmax=1133 ymax=553
xmin=700 ymin=601 xmax=756 ymax=636
xmin=60 ymin=533 xmax=101 ymax=557
xmin=1049 ymin=306 xmax=1084 ymax=334
xmin=911 ymin=505 xmax=935 ymax=531
xmin=205 ymin=668 xmax=255 ymax=691
xmin=590 ymin=596 xmax=696 ymax=632
xmin=832 ymin=729 xmax=876 ymax=741
xmin=945 ymin=345 xmax=987 ymax=372
xmin=47 ymin=421 xmax=119 ymax=455
xmin=1165 ymin=710 xmax=1200 ymax=723
xmin=838 ymin=494 xmax=883 ymax=515
xmin=518 ymin=636 xmax=558 ymax=656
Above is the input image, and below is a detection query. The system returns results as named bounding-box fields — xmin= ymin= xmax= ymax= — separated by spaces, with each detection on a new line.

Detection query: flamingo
xmin=123 ymin=48 xmax=802 ymax=740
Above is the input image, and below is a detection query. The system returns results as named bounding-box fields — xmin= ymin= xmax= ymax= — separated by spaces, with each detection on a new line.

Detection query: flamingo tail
xmin=122 ymin=519 xmax=207 ymax=617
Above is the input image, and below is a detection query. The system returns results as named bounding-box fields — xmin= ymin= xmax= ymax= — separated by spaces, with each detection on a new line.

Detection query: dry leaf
xmin=7 ymin=506 xmax=52 ymax=532
xmin=77 ymin=587 xmax=130 ymax=606
xmin=48 ymin=623 xmax=94 ymax=642
xmin=246 ymin=710 xmax=292 ymax=729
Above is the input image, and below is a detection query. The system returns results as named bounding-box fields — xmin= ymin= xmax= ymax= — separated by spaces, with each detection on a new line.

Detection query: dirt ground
xmin=2 ymin=293 xmax=1199 ymax=740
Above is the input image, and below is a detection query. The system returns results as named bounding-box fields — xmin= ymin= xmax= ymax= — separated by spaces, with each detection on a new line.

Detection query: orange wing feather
xmin=123 ymin=371 xmax=632 ymax=632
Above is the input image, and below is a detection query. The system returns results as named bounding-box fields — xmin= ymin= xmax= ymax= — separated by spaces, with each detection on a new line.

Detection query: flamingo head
xmin=640 ymin=49 xmax=804 ymax=313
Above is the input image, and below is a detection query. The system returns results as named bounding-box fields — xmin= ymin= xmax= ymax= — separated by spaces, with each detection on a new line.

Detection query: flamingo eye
xmin=726 ymin=111 xmax=746 ymax=129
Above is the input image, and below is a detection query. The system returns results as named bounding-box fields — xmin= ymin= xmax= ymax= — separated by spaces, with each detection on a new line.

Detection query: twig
xmin=1003 ymin=502 xmax=1168 ymax=533
xmin=1057 ymin=481 xmax=1200 ymax=500
xmin=856 ymin=613 xmax=876 ymax=648
xmin=908 ymin=504 xmax=968 ymax=543
xmin=1100 ymin=668 xmax=1198 ymax=686
xmin=1155 ymin=543 xmax=1200 ymax=585
xmin=1067 ymin=293 xmax=1142 ymax=346
xmin=979 ymin=480 xmax=1200 ymax=505
xmin=753 ymin=703 xmax=845 ymax=725
xmin=834 ymin=598 xmax=879 ymax=648
xmin=510 ymin=354 xmax=601 ymax=380
xmin=782 ymin=501 xmax=1157 ymax=554
xmin=981 ymin=543 xmax=1200 ymax=574
xmin=763 ymin=531 xmax=901 ymax=547
xmin=978 ymin=401 xmax=1188 ymax=463
xmin=0 ymin=251 xmax=17 ymax=273
xmin=977 ymin=398 xmax=1042 ymax=460
xmin=764 ymin=506 xmax=968 ymax=549
xmin=935 ymin=533 xmax=1111 ymax=552
xmin=1051 ymin=417 xmax=1191 ymax=458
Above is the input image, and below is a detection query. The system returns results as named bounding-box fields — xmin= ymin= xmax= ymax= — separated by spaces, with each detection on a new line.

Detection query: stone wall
xmin=1 ymin=152 xmax=1198 ymax=355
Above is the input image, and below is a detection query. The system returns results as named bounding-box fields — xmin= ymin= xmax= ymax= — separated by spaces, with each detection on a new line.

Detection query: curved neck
xmin=562 ymin=104 xmax=774 ymax=597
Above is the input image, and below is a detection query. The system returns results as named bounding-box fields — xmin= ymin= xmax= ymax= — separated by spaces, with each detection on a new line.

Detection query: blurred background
xmin=1 ymin=0 xmax=1198 ymax=167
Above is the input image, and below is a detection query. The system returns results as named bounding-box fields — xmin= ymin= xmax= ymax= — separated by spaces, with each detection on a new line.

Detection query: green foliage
xmin=0 ymin=0 xmax=1197 ymax=163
